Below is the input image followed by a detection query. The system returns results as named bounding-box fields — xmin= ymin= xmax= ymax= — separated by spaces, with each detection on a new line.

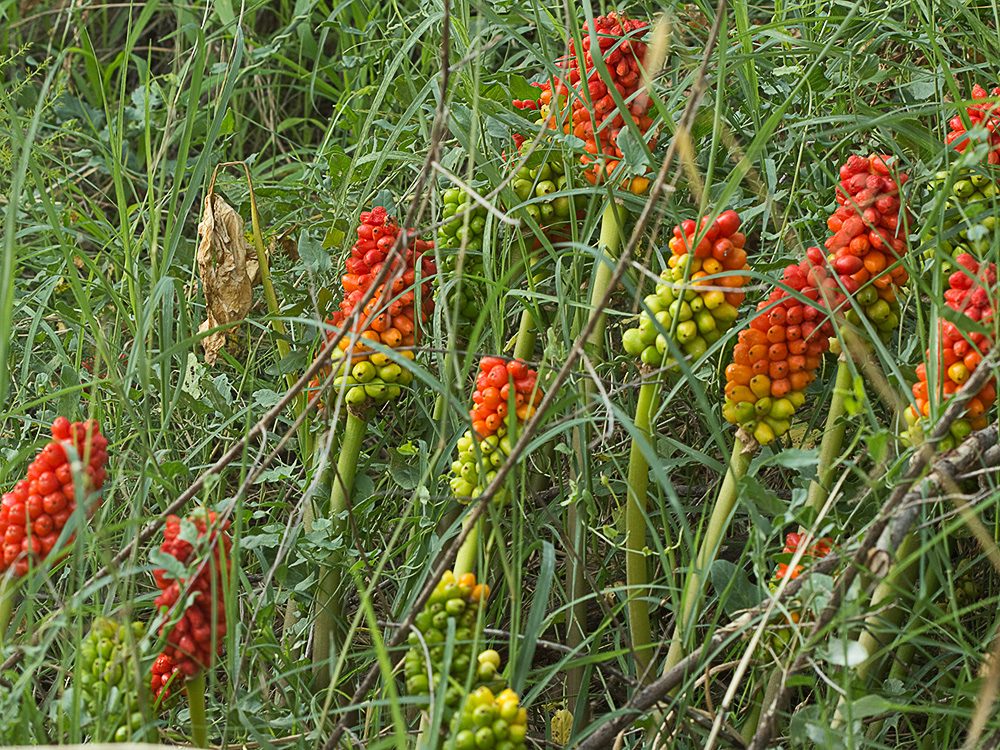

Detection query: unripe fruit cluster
xmin=826 ymin=154 xmax=910 ymax=342
xmin=928 ymin=86 xmax=1000 ymax=263
xmin=439 ymin=188 xmax=488 ymax=329
xmin=80 ymin=617 xmax=149 ymax=742
xmin=450 ymin=358 xmax=542 ymax=505
xmin=0 ymin=418 xmax=108 ymax=577
xmin=313 ymin=207 xmax=435 ymax=407
xmin=773 ymin=532 xmax=834 ymax=581
xmin=152 ymin=509 xmax=232 ymax=682
xmin=622 ymin=210 xmax=749 ymax=366
xmin=514 ymin=11 xmax=654 ymax=193
xmin=904 ymin=253 xmax=997 ymax=449
xmin=723 ymin=250 xmax=841 ymax=446
xmin=404 ymin=570 xmax=493 ymax=706
xmin=448 ymin=685 xmax=529 ymax=750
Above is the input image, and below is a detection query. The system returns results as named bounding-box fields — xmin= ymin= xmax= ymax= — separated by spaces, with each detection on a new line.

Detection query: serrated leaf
xmin=149 ymin=549 xmax=187 ymax=583
xmin=298 ymin=229 xmax=331 ymax=274
xmin=616 ymin=127 xmax=649 ymax=176
xmin=253 ymin=388 xmax=283 ymax=409
xmin=159 ymin=460 xmax=188 ymax=481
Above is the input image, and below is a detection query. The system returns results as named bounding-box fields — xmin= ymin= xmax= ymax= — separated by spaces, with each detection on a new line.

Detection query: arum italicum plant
xmin=311 ymin=206 xmax=436 ymax=689
xmin=620 ymin=208 xmax=751 ymax=676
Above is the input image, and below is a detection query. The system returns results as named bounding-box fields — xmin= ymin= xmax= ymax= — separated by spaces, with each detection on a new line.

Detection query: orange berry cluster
xmin=622 ymin=210 xmax=750 ymax=366
xmin=904 ymin=253 xmax=997 ymax=449
xmin=332 ymin=206 xmax=436 ymax=355
xmin=0 ymin=418 xmax=108 ymax=577
xmin=945 ymin=84 xmax=1000 ymax=162
xmin=152 ymin=509 xmax=232 ymax=684
xmin=514 ymin=11 xmax=654 ymax=192
xmin=774 ymin=532 xmax=834 ymax=581
xmin=470 ymin=357 xmax=542 ymax=439
xmin=723 ymin=249 xmax=842 ymax=446
xmin=826 ymin=154 xmax=911 ymax=342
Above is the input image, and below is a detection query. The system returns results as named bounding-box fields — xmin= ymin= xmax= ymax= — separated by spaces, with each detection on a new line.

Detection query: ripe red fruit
xmin=0 ymin=419 xmax=108 ymax=577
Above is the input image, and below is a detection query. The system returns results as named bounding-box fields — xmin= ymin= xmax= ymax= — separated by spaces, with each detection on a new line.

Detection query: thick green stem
xmin=625 ymin=377 xmax=659 ymax=679
xmin=313 ymin=409 xmax=369 ymax=690
xmin=804 ymin=357 xmax=852 ymax=517
xmin=0 ymin=578 xmax=14 ymax=647
xmin=513 ymin=310 xmax=538 ymax=361
xmin=662 ymin=437 xmax=752 ymax=675
xmin=742 ymin=667 xmax=783 ymax=744
xmin=566 ymin=200 xmax=629 ymax=717
xmin=453 ymin=513 xmax=481 ymax=579
xmin=187 ymin=672 xmax=209 ymax=748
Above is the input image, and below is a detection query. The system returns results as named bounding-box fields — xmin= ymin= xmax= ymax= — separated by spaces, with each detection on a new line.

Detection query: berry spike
xmin=0 ymin=418 xmax=108 ymax=577
xmin=449 ymin=685 xmax=529 ymax=750
xmin=930 ymin=85 xmax=1000 ymax=264
xmin=403 ymin=570 xmax=493 ymax=707
xmin=310 ymin=207 xmax=434 ymax=408
xmin=826 ymin=153 xmax=911 ymax=342
xmin=622 ymin=210 xmax=750 ymax=365
xmin=152 ymin=508 xmax=232 ymax=681
xmin=449 ymin=357 xmax=543 ymax=506
xmin=722 ymin=250 xmax=844 ymax=447
xmin=514 ymin=10 xmax=656 ymax=194
xmin=904 ymin=253 xmax=997 ymax=449
xmin=79 ymin=617 xmax=151 ymax=741
xmin=438 ymin=186 xmax=489 ymax=336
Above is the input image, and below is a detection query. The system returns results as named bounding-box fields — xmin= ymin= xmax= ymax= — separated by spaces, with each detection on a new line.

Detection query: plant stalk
xmin=0 ymin=577 xmax=14 ymax=646
xmin=453 ymin=512 xmax=481 ymax=579
xmin=625 ymin=375 xmax=659 ymax=679
xmin=187 ymin=672 xmax=209 ymax=748
xmin=804 ymin=357 xmax=852 ymax=517
xmin=313 ymin=408 xmax=369 ymax=689
xmin=661 ymin=436 xmax=752 ymax=675
xmin=566 ymin=199 xmax=628 ymax=717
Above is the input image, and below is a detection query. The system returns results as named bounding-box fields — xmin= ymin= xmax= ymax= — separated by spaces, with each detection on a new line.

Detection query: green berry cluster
xmin=79 ymin=617 xmax=149 ymax=742
xmin=928 ymin=170 xmax=999 ymax=263
xmin=404 ymin=570 xmax=494 ymax=706
xmin=511 ymin=159 xmax=572 ymax=227
xmin=439 ymin=188 xmax=488 ymax=329
xmin=448 ymin=685 xmax=529 ymax=750
xmin=449 ymin=426 xmax=513 ymax=507
xmin=331 ymin=353 xmax=417 ymax=406
xmin=621 ymin=263 xmax=741 ymax=366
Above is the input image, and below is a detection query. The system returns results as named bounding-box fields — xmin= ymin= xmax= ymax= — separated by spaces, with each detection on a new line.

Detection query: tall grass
xmin=0 ymin=0 xmax=999 ymax=748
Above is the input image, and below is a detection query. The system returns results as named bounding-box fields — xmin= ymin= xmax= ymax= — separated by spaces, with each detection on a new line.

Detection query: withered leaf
xmin=197 ymin=193 xmax=255 ymax=365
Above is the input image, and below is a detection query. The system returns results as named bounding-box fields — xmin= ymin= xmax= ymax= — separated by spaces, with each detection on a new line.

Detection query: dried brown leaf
xmin=197 ymin=193 xmax=255 ymax=365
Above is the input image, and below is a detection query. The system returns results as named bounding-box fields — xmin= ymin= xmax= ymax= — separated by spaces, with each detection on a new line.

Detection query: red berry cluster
xmin=826 ymin=154 xmax=911 ymax=291
xmin=723 ymin=249 xmax=842 ymax=446
xmin=514 ymin=11 xmax=654 ymax=192
xmin=0 ymin=418 xmax=108 ymax=577
xmin=152 ymin=509 xmax=232 ymax=681
xmin=905 ymin=253 xmax=997 ymax=443
xmin=150 ymin=652 xmax=181 ymax=702
xmin=330 ymin=206 xmax=436 ymax=356
xmin=774 ymin=532 xmax=834 ymax=581
xmin=945 ymin=84 xmax=1000 ymax=162
xmin=470 ymin=357 xmax=543 ymax=440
